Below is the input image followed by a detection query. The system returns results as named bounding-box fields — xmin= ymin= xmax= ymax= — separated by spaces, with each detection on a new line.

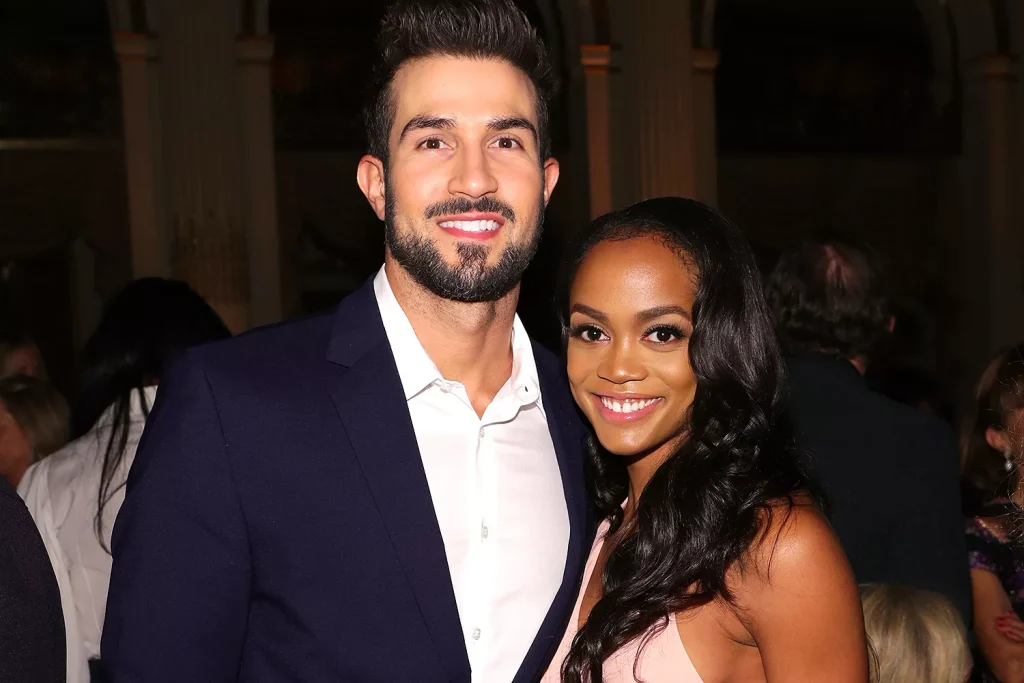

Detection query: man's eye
xmin=421 ymin=138 xmax=447 ymax=150
xmin=495 ymin=137 xmax=521 ymax=149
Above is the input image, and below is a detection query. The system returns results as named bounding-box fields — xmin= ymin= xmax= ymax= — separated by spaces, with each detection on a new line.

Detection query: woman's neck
xmin=622 ymin=436 xmax=686 ymax=524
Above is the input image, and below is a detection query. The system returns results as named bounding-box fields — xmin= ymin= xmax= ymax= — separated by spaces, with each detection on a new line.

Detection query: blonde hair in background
xmin=0 ymin=375 xmax=68 ymax=461
xmin=860 ymin=584 xmax=971 ymax=683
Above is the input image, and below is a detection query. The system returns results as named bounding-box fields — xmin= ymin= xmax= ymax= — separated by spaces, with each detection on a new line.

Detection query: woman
xmin=0 ymin=374 xmax=68 ymax=486
xmin=544 ymin=198 xmax=868 ymax=683
xmin=860 ymin=584 xmax=970 ymax=683
xmin=18 ymin=278 xmax=230 ymax=683
xmin=960 ymin=343 xmax=1024 ymax=682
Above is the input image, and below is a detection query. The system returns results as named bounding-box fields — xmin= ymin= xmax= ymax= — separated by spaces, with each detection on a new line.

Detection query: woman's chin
xmin=592 ymin=433 xmax=656 ymax=459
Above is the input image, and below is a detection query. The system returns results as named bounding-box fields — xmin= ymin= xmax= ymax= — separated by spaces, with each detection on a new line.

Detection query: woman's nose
xmin=596 ymin=340 xmax=646 ymax=384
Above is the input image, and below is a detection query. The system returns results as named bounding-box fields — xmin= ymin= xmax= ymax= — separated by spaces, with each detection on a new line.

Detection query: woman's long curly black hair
xmin=557 ymin=197 xmax=816 ymax=683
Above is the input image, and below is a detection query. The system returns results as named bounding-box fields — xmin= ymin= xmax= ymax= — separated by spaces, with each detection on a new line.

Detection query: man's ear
xmin=357 ymin=155 xmax=387 ymax=220
xmin=986 ymin=426 xmax=1010 ymax=454
xmin=542 ymin=157 xmax=560 ymax=207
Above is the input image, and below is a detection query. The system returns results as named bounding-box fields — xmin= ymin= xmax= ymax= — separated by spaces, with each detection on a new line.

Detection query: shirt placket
xmin=460 ymin=392 xmax=492 ymax=673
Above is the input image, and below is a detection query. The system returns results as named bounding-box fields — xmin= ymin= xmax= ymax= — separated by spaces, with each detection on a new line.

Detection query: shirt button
xmin=478 ymin=427 xmax=485 ymax=438
xmin=472 ymin=628 xmax=481 ymax=640
xmin=481 ymin=524 xmax=489 ymax=539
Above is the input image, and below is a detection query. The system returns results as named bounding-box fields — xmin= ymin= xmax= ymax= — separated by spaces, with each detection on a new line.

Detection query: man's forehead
xmin=390 ymin=56 xmax=538 ymax=128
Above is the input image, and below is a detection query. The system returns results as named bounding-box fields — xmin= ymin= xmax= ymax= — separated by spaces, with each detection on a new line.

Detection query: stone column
xmin=692 ymin=48 xmax=720 ymax=207
xmin=237 ymin=36 xmax=283 ymax=327
xmin=581 ymin=44 xmax=613 ymax=218
xmin=955 ymin=55 xmax=1023 ymax=377
xmin=114 ymin=32 xmax=170 ymax=279
xmin=608 ymin=0 xmax=698 ymax=205
xmin=153 ymin=0 xmax=250 ymax=332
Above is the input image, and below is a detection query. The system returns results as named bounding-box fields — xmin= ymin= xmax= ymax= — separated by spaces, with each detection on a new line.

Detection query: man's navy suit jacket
xmin=101 ymin=277 xmax=595 ymax=682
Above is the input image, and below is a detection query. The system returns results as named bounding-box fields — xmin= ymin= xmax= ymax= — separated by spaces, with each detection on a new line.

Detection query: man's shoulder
xmin=856 ymin=387 xmax=950 ymax=440
xmin=202 ymin=310 xmax=334 ymax=361
xmin=176 ymin=309 xmax=338 ymax=391
xmin=861 ymin=389 xmax=955 ymax=448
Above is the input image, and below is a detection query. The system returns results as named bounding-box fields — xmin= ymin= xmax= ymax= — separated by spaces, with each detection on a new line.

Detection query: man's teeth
xmin=599 ymin=397 xmax=659 ymax=414
xmin=439 ymin=220 xmax=500 ymax=233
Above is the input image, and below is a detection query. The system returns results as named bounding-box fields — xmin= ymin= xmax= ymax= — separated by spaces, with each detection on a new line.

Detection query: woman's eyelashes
xmin=642 ymin=324 xmax=687 ymax=344
xmin=568 ymin=322 xmax=688 ymax=345
xmin=568 ymin=323 xmax=608 ymax=343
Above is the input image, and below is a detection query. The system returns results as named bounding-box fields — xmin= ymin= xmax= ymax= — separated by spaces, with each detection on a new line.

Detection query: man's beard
xmin=384 ymin=182 xmax=545 ymax=303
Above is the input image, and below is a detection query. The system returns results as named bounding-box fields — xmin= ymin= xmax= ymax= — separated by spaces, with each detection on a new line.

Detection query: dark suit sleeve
xmin=891 ymin=425 xmax=973 ymax=627
xmin=102 ymin=356 xmax=251 ymax=681
xmin=0 ymin=483 xmax=65 ymax=683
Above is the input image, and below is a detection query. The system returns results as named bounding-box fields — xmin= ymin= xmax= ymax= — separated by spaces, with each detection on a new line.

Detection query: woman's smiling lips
xmin=592 ymin=393 xmax=664 ymax=422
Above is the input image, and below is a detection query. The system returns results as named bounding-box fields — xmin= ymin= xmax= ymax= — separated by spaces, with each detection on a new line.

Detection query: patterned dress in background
xmin=966 ymin=500 xmax=1024 ymax=683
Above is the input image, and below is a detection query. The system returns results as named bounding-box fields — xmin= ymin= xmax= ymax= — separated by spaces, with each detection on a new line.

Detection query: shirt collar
xmin=374 ymin=266 xmax=443 ymax=400
xmin=373 ymin=265 xmax=544 ymax=413
xmin=95 ymin=385 xmax=159 ymax=429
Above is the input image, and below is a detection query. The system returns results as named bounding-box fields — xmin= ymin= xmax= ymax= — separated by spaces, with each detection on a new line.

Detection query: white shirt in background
xmin=374 ymin=267 xmax=570 ymax=682
xmin=19 ymin=386 xmax=157 ymax=683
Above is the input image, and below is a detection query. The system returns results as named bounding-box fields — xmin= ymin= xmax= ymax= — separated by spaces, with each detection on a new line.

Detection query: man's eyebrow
xmin=487 ymin=116 xmax=538 ymax=142
xmin=398 ymin=115 xmax=456 ymax=143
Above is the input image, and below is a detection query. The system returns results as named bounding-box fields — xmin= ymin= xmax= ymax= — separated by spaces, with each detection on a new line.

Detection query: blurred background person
xmin=0 ymin=473 xmax=66 ymax=683
xmin=18 ymin=278 xmax=231 ymax=683
xmin=766 ymin=238 xmax=971 ymax=623
xmin=0 ymin=328 xmax=47 ymax=379
xmin=0 ymin=374 xmax=68 ymax=487
xmin=961 ymin=343 xmax=1024 ymax=683
xmin=860 ymin=583 xmax=971 ymax=683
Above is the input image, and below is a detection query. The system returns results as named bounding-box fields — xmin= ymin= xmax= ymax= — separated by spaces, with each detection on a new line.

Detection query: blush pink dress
xmin=541 ymin=518 xmax=705 ymax=683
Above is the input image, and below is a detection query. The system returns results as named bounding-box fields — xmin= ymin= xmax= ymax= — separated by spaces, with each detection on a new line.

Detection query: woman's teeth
xmin=439 ymin=220 xmax=500 ymax=233
xmin=600 ymin=397 xmax=660 ymax=414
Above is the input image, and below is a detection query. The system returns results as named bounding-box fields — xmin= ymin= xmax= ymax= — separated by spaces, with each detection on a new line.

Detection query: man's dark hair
xmin=765 ymin=239 xmax=889 ymax=359
xmin=364 ymin=0 xmax=556 ymax=164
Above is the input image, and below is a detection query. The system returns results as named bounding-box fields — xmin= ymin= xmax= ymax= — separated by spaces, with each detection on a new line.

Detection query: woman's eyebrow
xmin=635 ymin=305 xmax=690 ymax=323
xmin=569 ymin=303 xmax=608 ymax=323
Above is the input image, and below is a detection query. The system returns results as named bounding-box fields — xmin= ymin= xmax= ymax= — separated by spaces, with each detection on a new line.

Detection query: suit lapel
xmin=325 ymin=280 xmax=470 ymax=682
xmin=513 ymin=343 xmax=595 ymax=683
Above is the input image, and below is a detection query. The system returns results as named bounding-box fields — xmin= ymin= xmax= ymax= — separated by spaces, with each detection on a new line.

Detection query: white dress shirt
xmin=19 ymin=386 xmax=157 ymax=683
xmin=374 ymin=267 xmax=570 ymax=682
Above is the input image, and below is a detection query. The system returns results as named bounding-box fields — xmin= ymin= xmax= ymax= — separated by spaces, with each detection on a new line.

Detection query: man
xmin=101 ymin=1 xmax=592 ymax=681
xmin=766 ymin=240 xmax=971 ymax=624
xmin=0 ymin=474 xmax=65 ymax=682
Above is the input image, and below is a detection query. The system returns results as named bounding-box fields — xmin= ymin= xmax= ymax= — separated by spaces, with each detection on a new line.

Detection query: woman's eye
xmin=643 ymin=326 xmax=684 ymax=344
xmin=570 ymin=324 xmax=608 ymax=343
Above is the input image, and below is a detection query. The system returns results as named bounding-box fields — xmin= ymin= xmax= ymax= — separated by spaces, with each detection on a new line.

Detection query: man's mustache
xmin=424 ymin=196 xmax=516 ymax=223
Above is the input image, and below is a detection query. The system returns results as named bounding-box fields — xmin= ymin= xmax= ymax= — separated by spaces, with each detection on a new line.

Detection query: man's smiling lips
xmin=437 ymin=212 xmax=505 ymax=241
xmin=592 ymin=393 xmax=664 ymax=422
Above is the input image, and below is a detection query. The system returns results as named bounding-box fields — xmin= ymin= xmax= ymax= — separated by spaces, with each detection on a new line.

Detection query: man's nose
xmin=448 ymin=145 xmax=499 ymax=198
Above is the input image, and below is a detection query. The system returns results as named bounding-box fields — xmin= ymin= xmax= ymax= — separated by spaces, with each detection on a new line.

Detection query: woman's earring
xmin=1005 ymin=448 xmax=1015 ymax=473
